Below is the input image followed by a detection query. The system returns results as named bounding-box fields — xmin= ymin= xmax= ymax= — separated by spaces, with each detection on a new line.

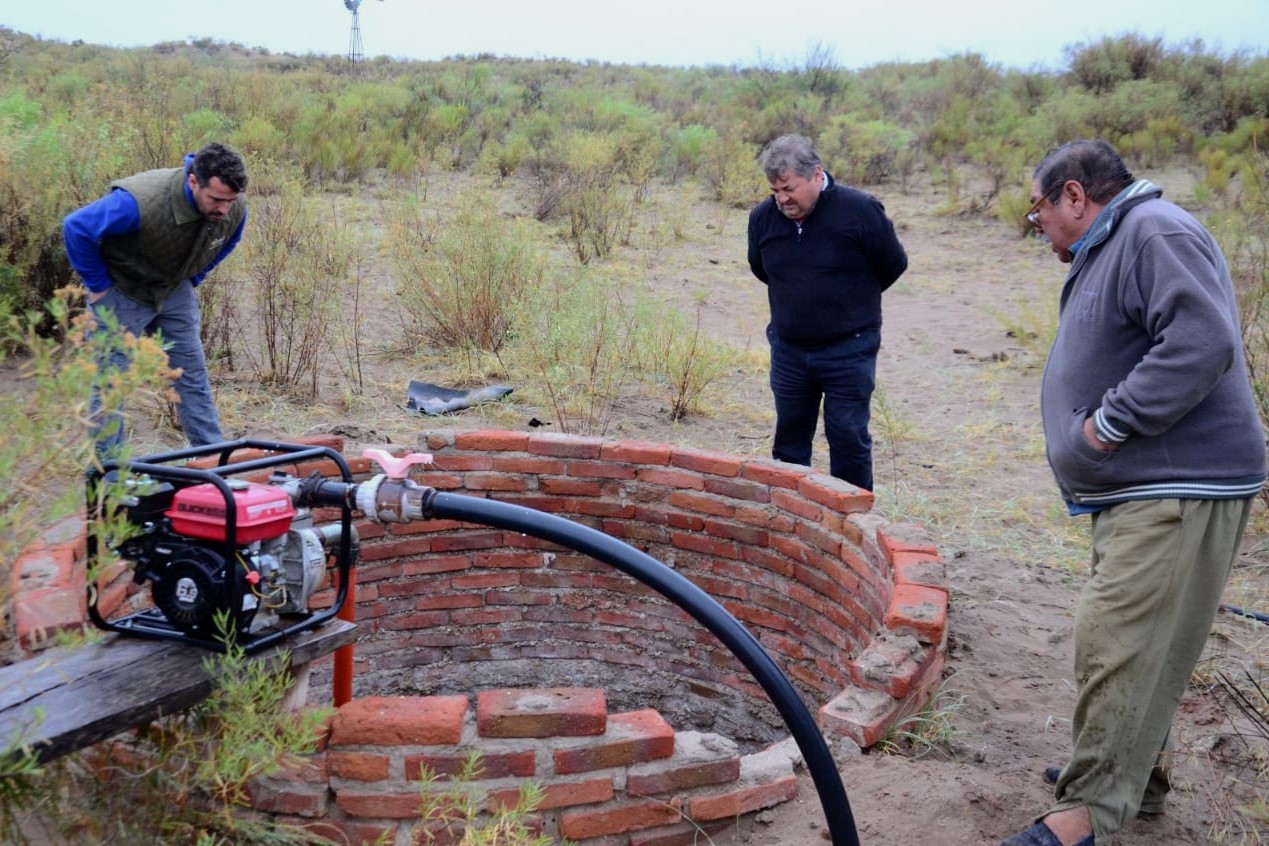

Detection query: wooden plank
xmin=0 ymin=619 xmax=357 ymax=763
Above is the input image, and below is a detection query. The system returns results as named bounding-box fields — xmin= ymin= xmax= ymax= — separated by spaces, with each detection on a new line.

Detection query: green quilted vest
xmin=99 ymin=165 xmax=246 ymax=307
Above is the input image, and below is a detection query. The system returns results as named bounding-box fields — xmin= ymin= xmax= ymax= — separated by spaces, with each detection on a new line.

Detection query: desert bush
xmin=1118 ymin=116 xmax=1192 ymax=168
xmin=387 ymin=195 xmax=544 ymax=356
xmin=0 ymin=289 xmax=172 ymax=656
xmin=819 ymin=115 xmax=915 ymax=187
xmin=1213 ymin=147 xmax=1269 ymax=509
xmin=18 ymin=622 xmax=333 ymax=845
xmin=513 ymin=266 xmax=634 ymax=435
xmin=632 ymin=301 xmax=733 ymax=421
xmin=670 ymin=124 xmax=717 ymax=180
xmin=700 ymin=133 xmax=764 ymax=210
xmin=221 ymin=167 xmax=352 ymax=398
xmin=416 ymin=752 xmax=559 ymax=846
xmin=558 ymin=130 xmax=632 ymax=264
xmin=0 ymin=94 xmax=139 ymax=317
xmin=1065 ymin=34 xmax=1167 ymax=95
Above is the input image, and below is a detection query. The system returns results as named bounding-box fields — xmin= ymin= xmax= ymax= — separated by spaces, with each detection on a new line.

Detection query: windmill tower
xmin=344 ymin=0 xmax=382 ymax=66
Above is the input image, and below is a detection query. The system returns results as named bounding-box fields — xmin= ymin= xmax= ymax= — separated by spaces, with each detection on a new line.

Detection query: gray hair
xmin=1033 ymin=140 xmax=1133 ymax=205
xmin=759 ymin=134 xmax=821 ymax=181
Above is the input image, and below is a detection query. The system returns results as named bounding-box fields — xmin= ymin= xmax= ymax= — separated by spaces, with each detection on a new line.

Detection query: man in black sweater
xmin=747 ymin=134 xmax=908 ymax=490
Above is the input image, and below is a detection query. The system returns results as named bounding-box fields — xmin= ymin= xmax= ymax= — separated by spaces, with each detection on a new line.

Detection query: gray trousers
xmin=89 ymin=280 xmax=224 ymax=453
xmin=1049 ymin=497 xmax=1253 ymax=844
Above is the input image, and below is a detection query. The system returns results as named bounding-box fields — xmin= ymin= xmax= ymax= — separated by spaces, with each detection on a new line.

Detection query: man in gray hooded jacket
xmin=1002 ymin=140 xmax=1265 ymax=846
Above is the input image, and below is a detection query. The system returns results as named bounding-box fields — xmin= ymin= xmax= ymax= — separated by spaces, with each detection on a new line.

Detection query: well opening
xmin=315 ymin=429 xmax=948 ymax=750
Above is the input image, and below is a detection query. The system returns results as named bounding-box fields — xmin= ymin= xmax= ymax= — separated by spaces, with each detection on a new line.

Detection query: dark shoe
xmin=1043 ymin=766 xmax=1062 ymax=785
xmin=1000 ymin=821 xmax=1094 ymax=846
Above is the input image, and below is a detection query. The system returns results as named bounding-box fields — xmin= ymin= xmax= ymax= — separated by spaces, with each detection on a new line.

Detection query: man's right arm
xmin=747 ymin=209 xmax=769 ymax=283
xmin=62 ymin=189 xmax=141 ymax=297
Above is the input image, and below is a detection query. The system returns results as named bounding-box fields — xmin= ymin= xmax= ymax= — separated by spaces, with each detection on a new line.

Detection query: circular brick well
xmin=13 ymin=429 xmax=950 ymax=844
xmin=326 ymin=429 xmax=949 ymax=751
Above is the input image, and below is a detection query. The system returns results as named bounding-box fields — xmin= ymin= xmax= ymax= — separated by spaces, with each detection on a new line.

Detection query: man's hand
xmin=1083 ymin=416 xmax=1118 ymax=452
xmin=87 ymin=288 xmax=109 ymax=304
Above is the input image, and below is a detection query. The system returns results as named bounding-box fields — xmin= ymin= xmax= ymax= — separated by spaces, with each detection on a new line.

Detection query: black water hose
xmin=1220 ymin=604 xmax=1269 ymax=625
xmin=421 ymin=490 xmax=861 ymax=846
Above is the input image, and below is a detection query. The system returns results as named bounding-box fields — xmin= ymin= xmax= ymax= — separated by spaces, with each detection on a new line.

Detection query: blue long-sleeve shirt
xmin=63 ymin=169 xmax=246 ymax=293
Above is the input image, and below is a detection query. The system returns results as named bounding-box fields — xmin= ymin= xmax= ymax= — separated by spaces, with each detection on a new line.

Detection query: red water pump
xmin=86 ymin=440 xmax=374 ymax=652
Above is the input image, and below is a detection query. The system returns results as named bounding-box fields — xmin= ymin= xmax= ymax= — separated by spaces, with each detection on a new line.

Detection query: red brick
xmin=489 ymin=776 xmax=614 ymax=811
xmin=686 ymin=773 xmax=799 ymax=820
xmin=428 ymin=453 xmax=495 ymax=473
xmin=891 ymin=550 xmax=946 ymax=590
xmin=738 ymin=461 xmax=808 ymax=490
xmin=14 ymin=542 xmax=79 ymax=591
xmin=668 ymin=490 xmax=734 ymax=518
xmin=455 ymin=430 xmax=531 ymax=451
xmin=527 ymin=433 xmax=604 ymax=458
xmin=628 ymin=819 xmax=735 ymax=846
xmin=431 ymin=532 xmax=504 ymax=553
xmin=669 ymin=448 xmax=744 ymax=477
xmin=410 ymin=819 xmax=472 ymax=846
xmin=702 ymin=476 xmax=772 ymax=503
xmin=560 ymin=798 xmax=684 ymax=840
xmin=275 ymin=752 xmax=330 ymax=784
xmin=14 ymin=584 xmax=85 ymax=647
xmin=464 ymin=472 xmax=529 ymax=492
xmin=537 ymin=477 xmax=600 ymax=496
xmin=329 ymin=750 xmax=391 ymax=781
xmin=626 ymin=755 xmax=741 ymax=795
xmin=247 ymin=779 xmax=329 ymax=818
xmin=336 ymin=789 xmax=423 ymax=818
xmin=769 ymin=489 xmax=822 ymax=521
xmin=285 ymin=816 xmax=395 ymax=846
xmin=634 ymin=467 xmax=706 ymax=490
xmin=410 ymin=748 xmax=535 ymax=782
xmin=670 ymin=532 xmax=740 ymax=560
xmin=884 ymin=583 xmax=948 ymax=644
xmin=477 ymin=688 xmax=606 ymax=738
xmin=330 ymin=695 xmax=467 ymax=746
xmin=797 ymin=475 xmax=874 ymax=513
xmin=601 ymin=440 xmax=673 ymax=465
xmin=491 ymin=455 xmax=567 ymax=475
xmin=554 ymin=709 xmax=675 ymax=774
xmin=566 ymin=460 xmax=639 ymax=480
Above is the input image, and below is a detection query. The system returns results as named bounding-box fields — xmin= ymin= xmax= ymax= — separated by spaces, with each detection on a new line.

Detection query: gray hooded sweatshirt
xmin=1040 ymin=179 xmax=1266 ymax=507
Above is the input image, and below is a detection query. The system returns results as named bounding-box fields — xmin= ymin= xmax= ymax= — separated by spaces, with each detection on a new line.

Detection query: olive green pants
xmin=1048 ymin=497 xmax=1253 ymax=845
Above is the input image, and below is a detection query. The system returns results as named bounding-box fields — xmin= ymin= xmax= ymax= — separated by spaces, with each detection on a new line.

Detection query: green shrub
xmin=633 ymin=302 xmax=733 ymax=421
xmin=387 ymin=195 xmax=544 ymax=356
xmin=219 ymin=165 xmax=352 ymax=397
xmin=513 ymin=266 xmax=634 ymax=434
xmin=819 ymin=115 xmax=915 ymax=186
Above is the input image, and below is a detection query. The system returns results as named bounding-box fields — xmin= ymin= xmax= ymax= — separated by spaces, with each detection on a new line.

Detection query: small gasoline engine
xmin=86 ymin=439 xmax=429 ymax=652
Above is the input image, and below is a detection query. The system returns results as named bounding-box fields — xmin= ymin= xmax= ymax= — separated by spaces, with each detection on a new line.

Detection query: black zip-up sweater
xmin=747 ymin=173 xmax=907 ymax=349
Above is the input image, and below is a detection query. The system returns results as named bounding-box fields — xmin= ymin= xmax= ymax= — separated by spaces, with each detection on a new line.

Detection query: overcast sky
xmin=4 ymin=0 xmax=1266 ymax=71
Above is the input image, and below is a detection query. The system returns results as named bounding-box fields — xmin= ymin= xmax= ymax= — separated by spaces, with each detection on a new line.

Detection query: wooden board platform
xmin=0 ymin=619 xmax=356 ymax=763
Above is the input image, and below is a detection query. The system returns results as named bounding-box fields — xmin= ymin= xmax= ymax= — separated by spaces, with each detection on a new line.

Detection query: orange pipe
xmin=333 ymin=567 xmax=356 ymax=706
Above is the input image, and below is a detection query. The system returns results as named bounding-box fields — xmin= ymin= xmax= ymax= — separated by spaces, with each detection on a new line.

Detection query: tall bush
xmin=386 ymin=195 xmax=544 ymax=356
xmin=220 ymin=168 xmax=352 ymax=398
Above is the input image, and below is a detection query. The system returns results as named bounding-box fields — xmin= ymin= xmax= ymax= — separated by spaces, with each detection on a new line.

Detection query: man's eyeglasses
xmin=1025 ymin=183 xmax=1064 ymax=229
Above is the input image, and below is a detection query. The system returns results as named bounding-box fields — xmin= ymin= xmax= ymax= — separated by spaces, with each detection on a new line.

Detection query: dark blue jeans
xmin=767 ymin=325 xmax=879 ymax=490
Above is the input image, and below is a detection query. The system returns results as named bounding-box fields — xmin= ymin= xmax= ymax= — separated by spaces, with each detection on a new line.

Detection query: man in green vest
xmin=63 ymin=142 xmax=248 ymax=453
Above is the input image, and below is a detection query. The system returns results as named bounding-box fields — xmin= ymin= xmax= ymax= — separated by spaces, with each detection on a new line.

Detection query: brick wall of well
xmin=12 ymin=430 xmax=950 ymax=843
